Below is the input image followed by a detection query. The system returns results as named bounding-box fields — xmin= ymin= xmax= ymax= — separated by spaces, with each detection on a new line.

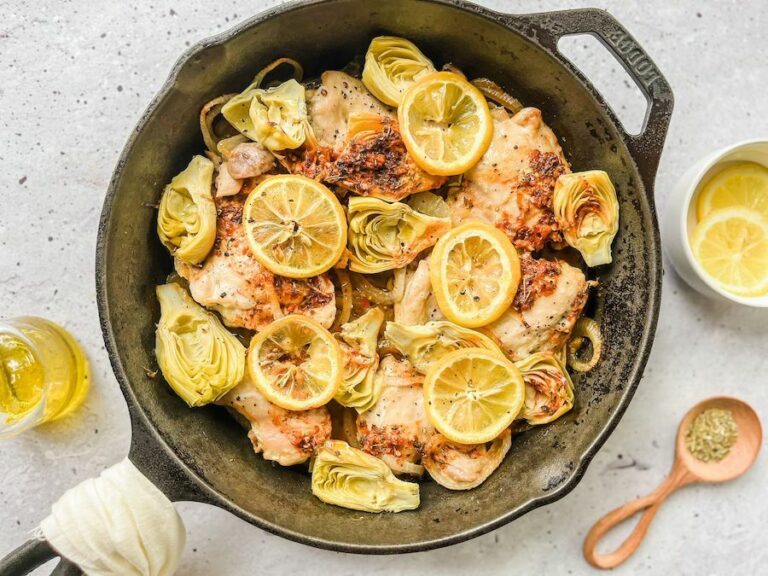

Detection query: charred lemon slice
xmin=398 ymin=71 xmax=493 ymax=176
xmin=429 ymin=221 xmax=520 ymax=328
xmin=248 ymin=315 xmax=343 ymax=410
xmin=243 ymin=175 xmax=346 ymax=278
xmin=424 ymin=348 xmax=525 ymax=444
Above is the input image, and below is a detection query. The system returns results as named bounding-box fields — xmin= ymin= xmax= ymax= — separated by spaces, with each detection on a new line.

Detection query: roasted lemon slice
xmin=398 ymin=71 xmax=493 ymax=176
xmin=243 ymin=175 xmax=346 ymax=278
xmin=697 ymin=162 xmax=768 ymax=221
xmin=248 ymin=315 xmax=343 ymax=410
xmin=424 ymin=348 xmax=524 ymax=444
xmin=691 ymin=207 xmax=768 ymax=297
xmin=429 ymin=221 xmax=520 ymax=328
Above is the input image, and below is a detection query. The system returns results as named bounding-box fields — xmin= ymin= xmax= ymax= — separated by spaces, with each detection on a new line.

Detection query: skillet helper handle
xmin=517 ymin=8 xmax=674 ymax=190
xmin=0 ymin=539 xmax=83 ymax=576
xmin=583 ymin=461 xmax=694 ymax=569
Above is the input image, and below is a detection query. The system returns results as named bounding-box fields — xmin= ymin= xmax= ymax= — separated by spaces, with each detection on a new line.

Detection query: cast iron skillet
xmin=1 ymin=0 xmax=672 ymax=572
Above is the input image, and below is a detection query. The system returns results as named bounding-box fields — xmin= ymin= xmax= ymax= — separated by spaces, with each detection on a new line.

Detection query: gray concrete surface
xmin=1 ymin=1 xmax=767 ymax=574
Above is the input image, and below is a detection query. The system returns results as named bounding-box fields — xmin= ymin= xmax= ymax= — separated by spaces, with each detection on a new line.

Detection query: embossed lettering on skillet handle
xmin=509 ymin=8 xmax=674 ymax=192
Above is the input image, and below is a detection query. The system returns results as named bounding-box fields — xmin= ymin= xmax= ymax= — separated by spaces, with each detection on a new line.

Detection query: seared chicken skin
xmin=282 ymin=71 xmax=444 ymax=201
xmin=176 ymin=193 xmax=336 ymax=331
xmin=218 ymin=376 xmax=331 ymax=466
xmin=447 ymin=107 xmax=569 ymax=252
xmin=488 ymin=254 xmax=589 ymax=360
xmin=357 ymin=356 xmax=435 ymax=475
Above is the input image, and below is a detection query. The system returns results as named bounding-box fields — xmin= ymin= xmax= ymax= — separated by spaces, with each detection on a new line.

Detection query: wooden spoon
xmin=583 ymin=396 xmax=762 ymax=569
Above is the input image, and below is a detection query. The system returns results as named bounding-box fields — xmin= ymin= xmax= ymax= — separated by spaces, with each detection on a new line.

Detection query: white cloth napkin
xmin=39 ymin=458 xmax=186 ymax=576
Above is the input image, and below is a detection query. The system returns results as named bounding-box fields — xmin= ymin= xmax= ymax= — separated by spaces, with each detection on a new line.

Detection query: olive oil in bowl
xmin=0 ymin=317 xmax=90 ymax=437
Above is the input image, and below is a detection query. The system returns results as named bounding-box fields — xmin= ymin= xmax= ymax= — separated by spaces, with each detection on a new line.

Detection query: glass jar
xmin=0 ymin=317 xmax=90 ymax=438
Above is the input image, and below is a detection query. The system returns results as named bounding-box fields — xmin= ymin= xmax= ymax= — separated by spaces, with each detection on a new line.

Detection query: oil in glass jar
xmin=0 ymin=317 xmax=90 ymax=438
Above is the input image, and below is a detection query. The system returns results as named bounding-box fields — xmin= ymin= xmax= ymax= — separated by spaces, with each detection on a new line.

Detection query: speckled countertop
xmin=1 ymin=1 xmax=766 ymax=574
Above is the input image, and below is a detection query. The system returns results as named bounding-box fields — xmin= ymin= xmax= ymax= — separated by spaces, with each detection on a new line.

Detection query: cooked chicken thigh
xmin=422 ymin=429 xmax=512 ymax=490
xmin=447 ymin=107 xmax=569 ymax=252
xmin=218 ymin=376 xmax=331 ymax=466
xmin=488 ymin=254 xmax=589 ymax=360
xmin=283 ymin=71 xmax=444 ymax=201
xmin=176 ymin=193 xmax=336 ymax=331
xmin=357 ymin=356 xmax=435 ymax=475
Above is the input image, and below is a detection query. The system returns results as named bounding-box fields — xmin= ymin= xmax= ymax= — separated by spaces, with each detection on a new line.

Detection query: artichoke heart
xmin=384 ymin=320 xmax=501 ymax=373
xmin=222 ymin=78 xmax=308 ymax=151
xmin=362 ymin=36 xmax=435 ymax=107
xmin=347 ymin=197 xmax=451 ymax=274
xmin=515 ymin=352 xmax=574 ymax=425
xmin=335 ymin=308 xmax=386 ymax=413
xmin=553 ymin=170 xmax=619 ymax=267
xmin=157 ymin=155 xmax=216 ymax=264
xmin=310 ymin=440 xmax=420 ymax=513
xmin=155 ymin=283 xmax=246 ymax=407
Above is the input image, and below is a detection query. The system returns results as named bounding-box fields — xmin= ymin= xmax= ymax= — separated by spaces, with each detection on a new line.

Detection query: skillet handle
xmin=513 ymin=8 xmax=674 ymax=191
xmin=0 ymin=539 xmax=83 ymax=576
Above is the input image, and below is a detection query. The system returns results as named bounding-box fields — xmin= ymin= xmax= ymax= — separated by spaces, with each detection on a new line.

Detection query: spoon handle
xmin=583 ymin=461 xmax=694 ymax=569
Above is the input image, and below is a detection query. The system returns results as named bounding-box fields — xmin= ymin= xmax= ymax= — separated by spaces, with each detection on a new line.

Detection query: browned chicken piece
xmin=282 ymin=71 xmax=445 ymax=201
xmin=487 ymin=253 xmax=589 ymax=360
xmin=218 ymin=376 xmax=331 ymax=466
xmin=447 ymin=107 xmax=570 ymax=252
xmin=356 ymin=356 xmax=435 ymax=476
xmin=175 ymin=193 xmax=336 ymax=331
xmin=422 ymin=429 xmax=512 ymax=490
xmin=325 ymin=114 xmax=445 ymax=201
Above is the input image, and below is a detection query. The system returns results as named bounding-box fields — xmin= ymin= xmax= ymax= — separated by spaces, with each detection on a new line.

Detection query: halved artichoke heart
xmin=384 ymin=320 xmax=501 ymax=374
xmin=553 ymin=170 xmax=619 ymax=267
xmin=335 ymin=308 xmax=386 ymax=413
xmin=155 ymin=283 xmax=246 ymax=407
xmin=310 ymin=440 xmax=420 ymax=513
xmin=362 ymin=36 xmax=435 ymax=107
xmin=515 ymin=352 xmax=574 ymax=425
xmin=347 ymin=197 xmax=451 ymax=274
xmin=157 ymin=155 xmax=216 ymax=264
xmin=222 ymin=78 xmax=308 ymax=151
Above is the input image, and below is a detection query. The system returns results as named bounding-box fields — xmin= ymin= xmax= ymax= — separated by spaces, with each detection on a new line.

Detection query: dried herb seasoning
xmin=685 ymin=408 xmax=738 ymax=463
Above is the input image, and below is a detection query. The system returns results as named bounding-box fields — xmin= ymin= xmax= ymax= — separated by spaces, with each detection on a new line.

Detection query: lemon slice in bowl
xmin=691 ymin=207 xmax=768 ymax=297
xmin=248 ymin=315 xmax=343 ymax=410
xmin=243 ymin=175 xmax=347 ymax=278
xmin=429 ymin=221 xmax=520 ymax=328
xmin=697 ymin=162 xmax=768 ymax=221
xmin=424 ymin=348 xmax=524 ymax=444
xmin=398 ymin=71 xmax=493 ymax=176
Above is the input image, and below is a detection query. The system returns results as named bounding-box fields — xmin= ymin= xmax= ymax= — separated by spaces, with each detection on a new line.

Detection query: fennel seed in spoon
xmin=685 ymin=408 xmax=738 ymax=463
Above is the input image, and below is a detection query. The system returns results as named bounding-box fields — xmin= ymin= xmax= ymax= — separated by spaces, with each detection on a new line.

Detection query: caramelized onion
xmin=567 ymin=317 xmax=603 ymax=372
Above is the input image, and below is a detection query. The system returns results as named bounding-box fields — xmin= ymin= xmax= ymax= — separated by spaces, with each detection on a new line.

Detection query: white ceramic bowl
xmin=662 ymin=139 xmax=768 ymax=307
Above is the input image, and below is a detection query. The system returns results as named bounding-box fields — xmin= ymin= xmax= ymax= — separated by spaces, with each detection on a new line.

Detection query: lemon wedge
xmin=429 ymin=221 xmax=520 ymax=328
xmin=424 ymin=348 xmax=525 ymax=444
xmin=398 ymin=71 xmax=493 ymax=176
xmin=697 ymin=162 xmax=768 ymax=221
xmin=243 ymin=175 xmax=347 ymax=278
xmin=248 ymin=315 xmax=343 ymax=410
xmin=691 ymin=207 xmax=768 ymax=297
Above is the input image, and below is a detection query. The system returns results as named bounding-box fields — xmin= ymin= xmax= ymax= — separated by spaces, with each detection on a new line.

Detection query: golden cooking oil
xmin=0 ymin=317 xmax=90 ymax=437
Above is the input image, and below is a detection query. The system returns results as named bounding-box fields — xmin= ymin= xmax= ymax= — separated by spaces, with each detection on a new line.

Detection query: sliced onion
xmin=332 ymin=268 xmax=353 ymax=331
xmin=200 ymin=93 xmax=237 ymax=155
xmin=472 ymin=78 xmax=523 ymax=114
xmin=351 ymin=272 xmax=405 ymax=305
xmin=567 ymin=317 xmax=603 ymax=372
xmin=251 ymin=57 xmax=304 ymax=89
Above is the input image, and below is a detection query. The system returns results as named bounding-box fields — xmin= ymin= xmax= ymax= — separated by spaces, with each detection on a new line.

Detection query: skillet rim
xmin=96 ymin=0 xmax=666 ymax=554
